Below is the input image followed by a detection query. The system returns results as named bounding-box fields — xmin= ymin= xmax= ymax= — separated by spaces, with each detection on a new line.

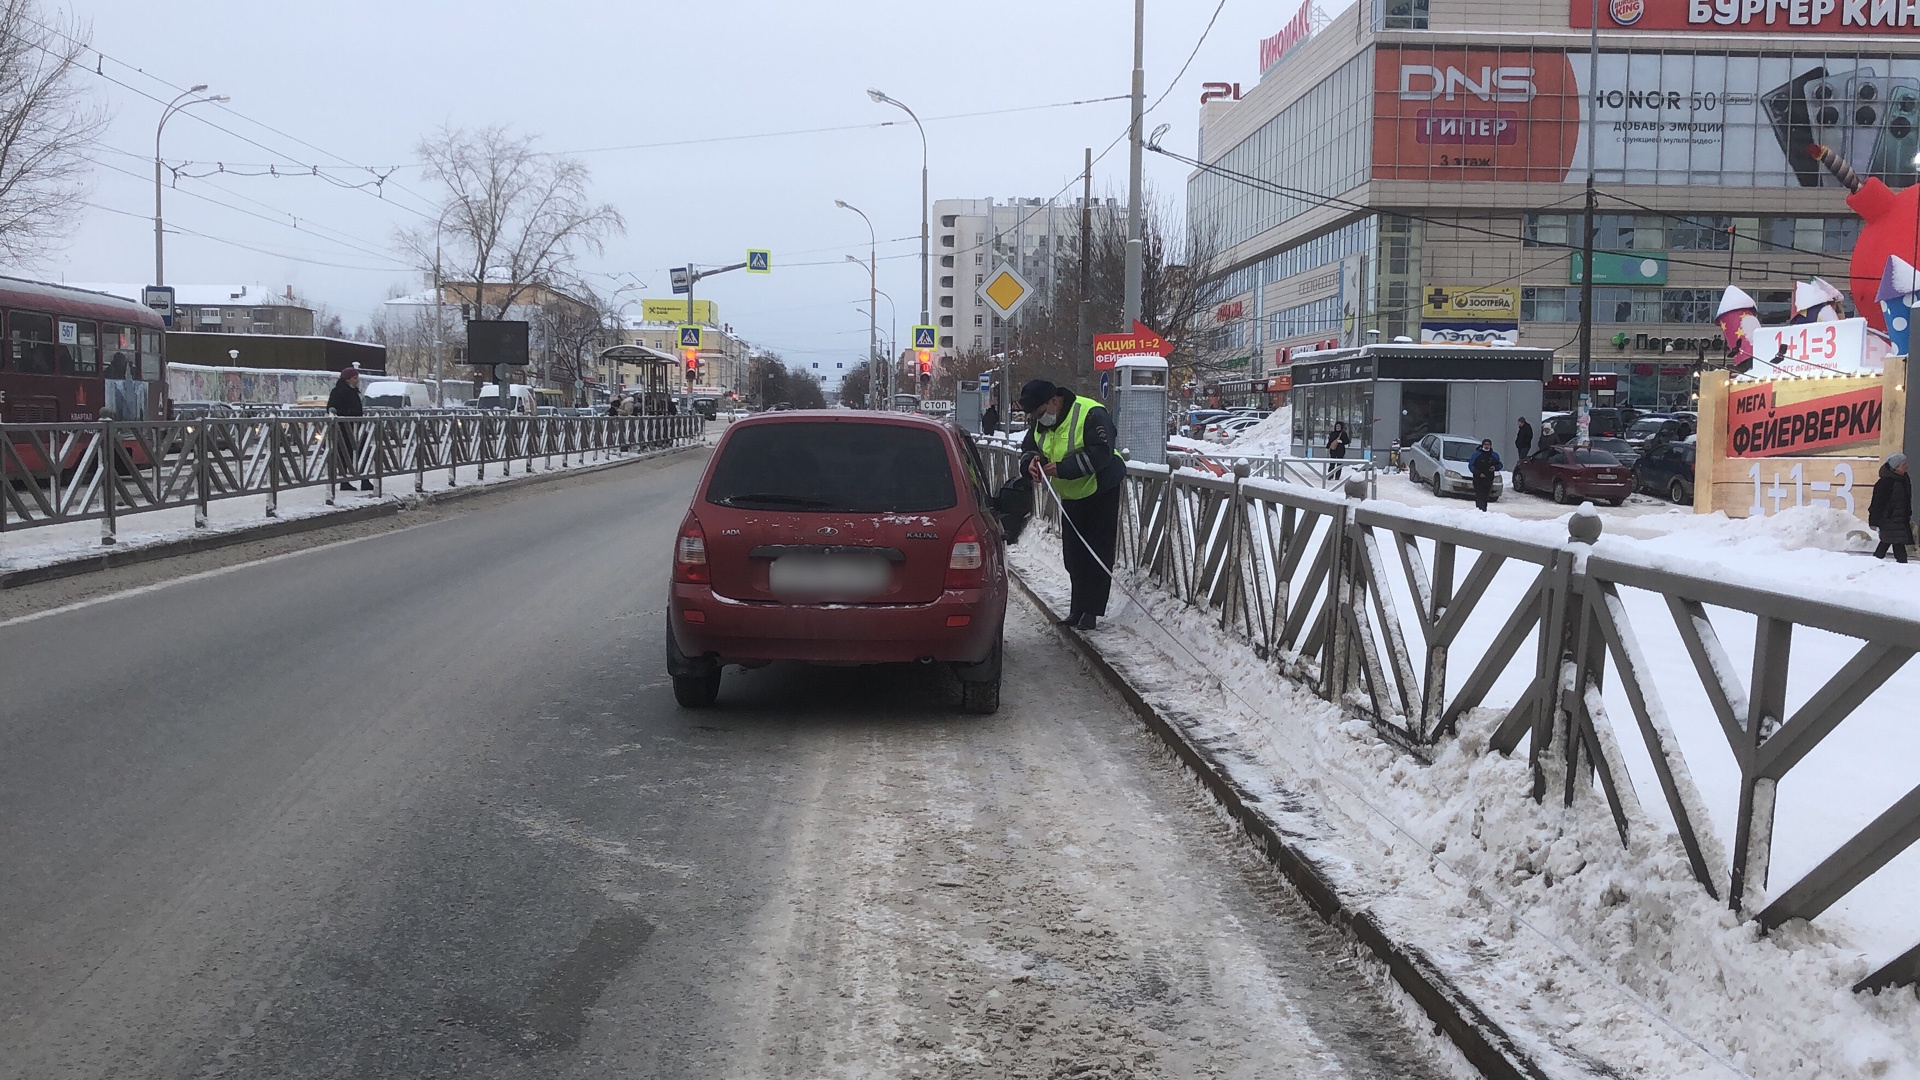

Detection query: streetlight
xmin=836 ymin=199 xmax=879 ymax=409
xmin=154 ymin=85 xmax=229 ymax=286
xmin=866 ymin=88 xmax=930 ymax=334
xmin=874 ymin=288 xmax=900 ymax=395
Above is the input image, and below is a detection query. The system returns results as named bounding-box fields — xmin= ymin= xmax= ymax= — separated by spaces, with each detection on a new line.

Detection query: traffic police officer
xmin=1019 ymin=379 xmax=1124 ymax=631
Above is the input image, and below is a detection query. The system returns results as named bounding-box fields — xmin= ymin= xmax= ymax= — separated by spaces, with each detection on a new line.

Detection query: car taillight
xmin=673 ymin=513 xmax=709 ymax=584
xmin=946 ymin=519 xmax=985 ymax=589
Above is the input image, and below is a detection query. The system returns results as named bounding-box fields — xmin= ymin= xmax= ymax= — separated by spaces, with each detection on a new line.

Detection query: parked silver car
xmin=1405 ymin=433 xmax=1503 ymax=500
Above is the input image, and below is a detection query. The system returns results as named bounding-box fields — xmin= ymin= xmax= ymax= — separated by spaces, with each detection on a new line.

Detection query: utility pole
xmin=1122 ymin=0 xmax=1146 ymax=327
xmin=1080 ymin=147 xmax=1094 ymax=370
xmin=1576 ymin=0 xmax=1601 ymax=444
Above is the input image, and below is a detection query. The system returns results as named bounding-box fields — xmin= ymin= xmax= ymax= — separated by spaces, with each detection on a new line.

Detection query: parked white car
xmin=1404 ymin=433 xmax=1503 ymax=500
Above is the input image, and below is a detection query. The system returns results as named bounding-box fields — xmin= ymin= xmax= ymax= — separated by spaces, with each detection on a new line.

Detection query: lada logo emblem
xmin=817 ymin=526 xmax=839 ymax=537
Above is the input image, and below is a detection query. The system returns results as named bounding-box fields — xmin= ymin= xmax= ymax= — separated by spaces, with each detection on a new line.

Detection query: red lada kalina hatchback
xmin=667 ymin=411 xmax=1008 ymax=713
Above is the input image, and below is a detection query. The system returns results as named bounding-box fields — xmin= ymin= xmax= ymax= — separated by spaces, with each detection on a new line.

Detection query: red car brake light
xmin=673 ymin=513 xmax=709 ymax=584
xmin=945 ymin=518 xmax=985 ymax=589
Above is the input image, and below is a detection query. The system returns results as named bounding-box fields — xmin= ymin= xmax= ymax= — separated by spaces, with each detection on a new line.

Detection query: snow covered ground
xmin=1009 ymin=481 xmax=1920 ymax=1079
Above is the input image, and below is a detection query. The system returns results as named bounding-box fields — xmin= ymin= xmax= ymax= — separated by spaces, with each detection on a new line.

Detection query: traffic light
xmin=682 ymin=346 xmax=700 ymax=380
xmin=916 ymin=348 xmax=933 ymax=377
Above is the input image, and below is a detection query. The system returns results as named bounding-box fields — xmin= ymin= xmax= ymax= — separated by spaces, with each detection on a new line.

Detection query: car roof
xmin=725 ymin=409 xmax=955 ymax=432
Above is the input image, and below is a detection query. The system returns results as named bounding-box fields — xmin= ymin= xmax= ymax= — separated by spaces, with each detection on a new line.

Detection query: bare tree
xmin=401 ymin=126 xmax=625 ymax=320
xmin=837 ymin=364 xmax=871 ymax=408
xmin=0 ymin=0 xmax=105 ymax=262
xmin=531 ymin=278 xmax=616 ymax=404
xmin=748 ymin=352 xmax=826 ymax=410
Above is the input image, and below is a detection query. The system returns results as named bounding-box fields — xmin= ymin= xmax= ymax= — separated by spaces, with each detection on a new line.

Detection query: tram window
xmin=8 ymin=311 xmax=56 ymax=375
xmin=59 ymin=319 xmax=98 ymax=375
xmin=103 ymin=324 xmax=139 ymax=378
xmin=139 ymin=330 xmax=163 ymax=380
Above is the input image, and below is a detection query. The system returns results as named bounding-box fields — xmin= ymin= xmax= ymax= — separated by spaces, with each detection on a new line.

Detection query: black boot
xmin=1073 ymin=613 xmax=1098 ymax=631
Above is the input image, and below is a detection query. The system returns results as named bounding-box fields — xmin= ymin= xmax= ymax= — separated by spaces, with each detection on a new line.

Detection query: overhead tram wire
xmin=83 ymin=202 xmax=413 ymax=273
xmin=1151 ymin=144 xmax=1802 ymax=278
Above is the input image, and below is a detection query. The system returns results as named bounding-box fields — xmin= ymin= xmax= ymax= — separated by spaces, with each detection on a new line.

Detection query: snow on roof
xmin=64 ymin=283 xmax=313 ymax=309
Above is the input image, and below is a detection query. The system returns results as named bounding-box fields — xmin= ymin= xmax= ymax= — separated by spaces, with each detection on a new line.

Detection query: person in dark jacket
xmin=327 ymin=366 xmax=375 ymax=491
xmin=1020 ymin=379 xmax=1125 ymax=631
xmin=1869 ymin=453 xmax=1913 ymax=563
xmin=981 ymin=396 xmax=1001 ymax=437
xmin=1514 ymin=416 xmax=1534 ymax=481
xmin=1469 ymin=439 xmax=1503 ymax=512
xmin=1325 ymin=421 xmax=1350 ymax=479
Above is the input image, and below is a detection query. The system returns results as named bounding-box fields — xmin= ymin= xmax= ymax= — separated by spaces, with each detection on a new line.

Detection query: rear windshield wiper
xmin=715 ymin=493 xmax=833 ymax=508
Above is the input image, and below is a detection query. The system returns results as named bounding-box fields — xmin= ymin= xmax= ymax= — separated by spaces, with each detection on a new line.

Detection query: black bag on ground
xmin=995 ymin=475 xmax=1034 ymax=544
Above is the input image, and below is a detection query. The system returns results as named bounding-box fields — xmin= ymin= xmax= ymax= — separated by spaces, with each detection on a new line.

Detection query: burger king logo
xmin=1609 ymin=0 xmax=1644 ymax=23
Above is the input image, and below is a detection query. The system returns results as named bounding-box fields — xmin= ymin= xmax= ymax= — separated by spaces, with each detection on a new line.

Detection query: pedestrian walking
xmin=1869 ymin=452 xmax=1913 ymax=563
xmin=327 ymin=366 xmax=375 ymax=492
xmin=1469 ymin=438 xmax=1503 ymax=512
xmin=1020 ymin=379 xmax=1124 ymax=632
xmin=1325 ymin=421 xmax=1349 ymax=480
xmin=1514 ymin=415 xmax=1534 ymax=482
xmin=981 ymin=396 xmax=1001 ymax=437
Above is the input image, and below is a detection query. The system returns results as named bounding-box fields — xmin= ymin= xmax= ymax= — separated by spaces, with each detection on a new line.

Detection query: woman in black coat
xmin=1869 ymin=453 xmax=1913 ymax=563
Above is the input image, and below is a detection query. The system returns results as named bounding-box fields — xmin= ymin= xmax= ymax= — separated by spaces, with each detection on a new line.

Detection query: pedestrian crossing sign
xmin=747 ymin=249 xmax=771 ymax=274
xmin=913 ymin=325 xmax=937 ymax=350
xmin=679 ymin=324 xmax=703 ymax=350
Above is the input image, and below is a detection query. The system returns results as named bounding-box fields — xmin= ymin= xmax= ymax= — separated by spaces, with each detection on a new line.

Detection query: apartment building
xmin=75 ymin=284 xmax=317 ymax=336
xmin=933 ymin=196 xmax=1121 ymax=359
xmin=1191 ymin=0 xmax=1914 ymax=415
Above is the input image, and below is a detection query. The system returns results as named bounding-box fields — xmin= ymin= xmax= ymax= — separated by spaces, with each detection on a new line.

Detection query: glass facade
xmin=1524 ymin=213 xmax=1860 ymax=253
xmin=1189 ymin=54 xmax=1372 ymax=255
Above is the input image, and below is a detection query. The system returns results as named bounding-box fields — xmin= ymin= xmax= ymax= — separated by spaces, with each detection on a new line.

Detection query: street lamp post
xmin=873 ymin=288 xmax=899 ymax=393
xmin=836 ymin=199 xmax=879 ymax=409
xmin=866 ymin=89 xmax=930 ymax=333
xmin=153 ymin=85 xmax=229 ymax=287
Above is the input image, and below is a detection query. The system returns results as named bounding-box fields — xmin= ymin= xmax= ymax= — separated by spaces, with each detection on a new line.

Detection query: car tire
xmin=1608 ymin=497 xmax=1626 ymax=507
xmin=1670 ymin=479 xmax=1687 ymax=505
xmin=1512 ymin=470 xmax=1526 ymax=495
xmin=1553 ymin=479 xmax=1570 ymax=505
xmin=957 ymin=636 xmax=1003 ymax=715
xmin=672 ymin=669 xmax=721 ymax=708
xmin=1433 ymin=470 xmax=1446 ymax=499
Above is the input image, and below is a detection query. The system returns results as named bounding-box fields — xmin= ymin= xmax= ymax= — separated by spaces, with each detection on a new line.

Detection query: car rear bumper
xmin=668 ymin=583 xmax=1005 ymax=667
xmin=1570 ymin=479 xmax=1634 ymax=499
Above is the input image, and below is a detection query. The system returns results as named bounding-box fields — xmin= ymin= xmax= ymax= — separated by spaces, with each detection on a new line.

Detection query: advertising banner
xmin=1374 ymin=47 xmax=1920 ymax=188
xmin=1420 ymin=322 xmax=1521 ymax=344
xmin=1726 ymin=380 xmax=1883 ymax=457
xmin=1421 ymin=285 xmax=1520 ymax=320
xmin=1573 ymin=0 xmax=1920 ymax=35
xmin=1749 ymin=317 xmax=1873 ymax=375
xmin=641 ymin=299 xmax=717 ymax=324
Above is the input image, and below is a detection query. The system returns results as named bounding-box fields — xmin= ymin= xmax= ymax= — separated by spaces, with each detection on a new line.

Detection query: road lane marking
xmin=0 ymin=523 xmax=437 ymax=630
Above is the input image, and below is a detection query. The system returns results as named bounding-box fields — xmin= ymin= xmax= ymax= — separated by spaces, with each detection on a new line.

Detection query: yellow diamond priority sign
xmin=979 ymin=264 xmax=1034 ymax=321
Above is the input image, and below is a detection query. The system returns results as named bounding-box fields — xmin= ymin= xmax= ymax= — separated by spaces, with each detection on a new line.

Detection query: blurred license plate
xmin=1598 ymin=473 xmax=1620 ymax=481
xmin=769 ymin=554 xmax=890 ymax=598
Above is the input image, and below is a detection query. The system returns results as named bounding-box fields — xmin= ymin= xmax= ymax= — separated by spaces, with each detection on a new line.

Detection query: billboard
xmin=1260 ymin=2 xmax=1312 ymax=76
xmin=1421 ymin=286 xmax=1520 ymax=321
xmin=1374 ymin=46 xmax=1920 ymax=188
xmin=466 ymin=320 xmax=530 ymax=367
xmin=641 ymin=299 xmax=717 ymax=324
xmin=1572 ymin=0 xmax=1920 ymax=35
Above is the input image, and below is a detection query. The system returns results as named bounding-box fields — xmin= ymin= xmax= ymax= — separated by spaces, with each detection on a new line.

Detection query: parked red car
xmin=1513 ymin=445 xmax=1634 ymax=506
xmin=666 ymin=411 xmax=1008 ymax=712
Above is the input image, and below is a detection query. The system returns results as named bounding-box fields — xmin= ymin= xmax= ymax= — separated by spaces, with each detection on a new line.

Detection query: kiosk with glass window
xmin=1289 ymin=344 xmax=1551 ymax=459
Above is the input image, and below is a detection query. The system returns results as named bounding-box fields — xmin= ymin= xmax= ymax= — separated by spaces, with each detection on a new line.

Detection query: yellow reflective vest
xmin=1036 ymin=399 xmax=1100 ymax=502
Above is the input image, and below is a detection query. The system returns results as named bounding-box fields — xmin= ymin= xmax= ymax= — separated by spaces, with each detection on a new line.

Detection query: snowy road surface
xmin=0 ymin=451 xmax=1454 ymax=1079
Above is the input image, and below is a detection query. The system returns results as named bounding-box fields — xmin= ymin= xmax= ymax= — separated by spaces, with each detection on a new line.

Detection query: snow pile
xmin=1220 ymin=407 xmax=1295 ymax=456
xmin=1009 ymin=490 xmax=1920 ymax=1077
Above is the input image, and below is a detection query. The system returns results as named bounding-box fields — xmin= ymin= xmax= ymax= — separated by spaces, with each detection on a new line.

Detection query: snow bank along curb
xmin=0 ymin=443 xmax=702 ymax=590
xmin=1008 ymin=570 xmax=1553 ymax=1080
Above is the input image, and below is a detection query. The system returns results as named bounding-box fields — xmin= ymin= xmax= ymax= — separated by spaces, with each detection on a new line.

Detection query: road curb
xmin=1008 ymin=569 xmax=1554 ymax=1080
xmin=0 ymin=443 xmax=703 ymax=591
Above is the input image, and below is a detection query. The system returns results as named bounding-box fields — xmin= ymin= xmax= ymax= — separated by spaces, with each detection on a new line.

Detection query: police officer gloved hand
xmin=1017 ymin=379 xmax=1126 ymax=633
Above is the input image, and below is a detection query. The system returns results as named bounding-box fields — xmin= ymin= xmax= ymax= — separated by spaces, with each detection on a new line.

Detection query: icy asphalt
xmin=0 ymin=451 xmax=1456 ymax=1080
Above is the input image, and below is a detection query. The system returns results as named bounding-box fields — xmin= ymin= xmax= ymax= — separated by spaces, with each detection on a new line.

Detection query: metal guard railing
xmin=982 ymin=445 xmax=1920 ymax=994
xmin=1 ymin=412 xmax=705 ymax=543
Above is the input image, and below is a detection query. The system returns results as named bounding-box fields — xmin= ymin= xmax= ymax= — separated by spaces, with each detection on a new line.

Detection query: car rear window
xmin=705 ymin=421 xmax=957 ymax=513
xmin=1570 ymin=449 xmax=1621 ymax=465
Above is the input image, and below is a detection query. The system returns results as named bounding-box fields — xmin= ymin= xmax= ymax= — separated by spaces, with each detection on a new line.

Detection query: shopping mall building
xmin=1191 ymin=0 xmax=1920 ymax=440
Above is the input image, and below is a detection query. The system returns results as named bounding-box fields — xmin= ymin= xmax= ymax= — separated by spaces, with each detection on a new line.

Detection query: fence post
xmin=415 ymin=417 xmax=426 ymax=494
xmin=194 ymin=420 xmax=210 ymax=529
xmin=1536 ymin=508 xmax=1602 ymax=802
xmin=266 ymin=420 xmax=280 ymax=518
xmin=477 ymin=415 xmax=487 ymax=482
xmin=99 ymin=420 xmax=116 ymax=546
xmin=1730 ymin=616 xmax=1792 ymax=914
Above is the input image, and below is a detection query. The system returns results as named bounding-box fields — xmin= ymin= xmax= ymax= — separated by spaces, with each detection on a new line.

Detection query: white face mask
xmin=1037 ymin=408 xmax=1061 ymax=428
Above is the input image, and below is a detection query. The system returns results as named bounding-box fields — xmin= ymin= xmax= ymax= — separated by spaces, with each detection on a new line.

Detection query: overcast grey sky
xmin=42 ymin=0 xmax=1333 ymax=368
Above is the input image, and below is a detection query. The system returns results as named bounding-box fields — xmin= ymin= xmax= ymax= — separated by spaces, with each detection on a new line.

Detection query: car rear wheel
xmin=1553 ymin=479 xmax=1570 ymax=505
xmin=1433 ymin=470 xmax=1446 ymax=498
xmin=672 ymin=668 xmax=721 ymax=708
xmin=1670 ymin=479 xmax=1687 ymax=505
xmin=956 ymin=637 xmax=1002 ymax=715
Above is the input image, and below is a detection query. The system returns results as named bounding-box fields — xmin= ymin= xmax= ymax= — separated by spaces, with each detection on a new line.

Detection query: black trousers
xmin=1473 ymin=474 xmax=1494 ymax=511
xmin=1876 ymin=539 xmax=1910 ymax=563
xmin=1061 ymin=483 xmax=1122 ymax=618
